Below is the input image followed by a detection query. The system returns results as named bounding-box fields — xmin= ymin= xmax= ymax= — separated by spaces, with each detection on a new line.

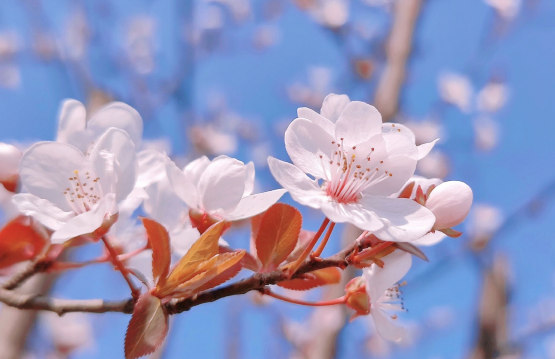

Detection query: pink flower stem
xmin=264 ymin=289 xmax=347 ymax=307
xmin=313 ymin=222 xmax=336 ymax=257
xmin=48 ymin=244 xmax=149 ymax=272
xmin=284 ymin=218 xmax=330 ymax=276
xmin=101 ymin=236 xmax=140 ymax=299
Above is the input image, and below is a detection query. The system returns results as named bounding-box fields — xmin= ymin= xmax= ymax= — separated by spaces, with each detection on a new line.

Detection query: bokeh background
xmin=1 ymin=0 xmax=554 ymax=358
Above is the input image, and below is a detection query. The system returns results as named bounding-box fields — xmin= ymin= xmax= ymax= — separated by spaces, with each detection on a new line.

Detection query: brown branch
xmin=0 ymin=239 xmax=366 ymax=316
xmin=2 ymin=260 xmax=52 ymax=290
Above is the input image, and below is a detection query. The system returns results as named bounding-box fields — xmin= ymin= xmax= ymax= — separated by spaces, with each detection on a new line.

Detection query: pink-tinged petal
xmin=297 ymin=107 xmax=335 ymax=136
xmin=50 ymin=193 xmax=116 ymax=244
xmin=320 ymin=202 xmax=384 ymax=232
xmin=165 ymin=156 xmax=199 ymax=209
xmin=170 ymin=227 xmax=201 ymax=257
xmin=391 ymin=176 xmax=443 ymax=199
xmin=285 ymin=118 xmax=334 ymax=179
xmin=0 ymin=143 xmax=22 ymax=181
xmin=364 ymin=250 xmax=412 ymax=301
xmin=19 ymin=142 xmax=95 ymax=212
xmin=382 ymin=132 xmax=419 ymax=159
xmin=56 ymin=99 xmax=89 ymax=152
xmin=144 ymin=176 xmax=188 ymax=231
xmin=89 ymin=128 xmax=138 ymax=202
xmin=382 ymin=123 xmax=416 ymax=143
xmin=87 ymin=102 xmax=143 ymax=148
xmin=268 ymin=157 xmax=327 ymax=208
xmin=183 ymin=156 xmax=210 ymax=186
xmin=411 ymin=231 xmax=446 ymax=246
xmin=225 ymin=189 xmax=287 ymax=221
xmin=135 ymin=149 xmax=167 ymax=188
xmin=197 ymin=156 xmax=246 ymax=213
xmin=417 ymin=139 xmax=439 ymax=160
xmin=12 ymin=193 xmax=74 ymax=230
xmin=426 ymin=181 xmax=473 ymax=230
xmin=244 ymin=161 xmax=255 ymax=197
xmin=360 ymin=196 xmax=435 ymax=242
xmin=363 ymin=155 xmax=417 ymax=197
xmin=371 ymin=307 xmax=408 ymax=343
xmin=320 ymin=93 xmax=350 ymax=123
xmin=335 ymin=101 xmax=382 ymax=147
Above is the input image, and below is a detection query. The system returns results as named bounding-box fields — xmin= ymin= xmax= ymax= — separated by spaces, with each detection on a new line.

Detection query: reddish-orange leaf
xmin=277 ymin=267 xmax=342 ymax=291
xmin=220 ymin=245 xmax=260 ymax=272
xmin=124 ymin=292 xmax=169 ymax=359
xmin=0 ymin=216 xmax=47 ymax=269
xmin=140 ymin=218 xmax=171 ymax=286
xmin=255 ymin=203 xmax=302 ymax=271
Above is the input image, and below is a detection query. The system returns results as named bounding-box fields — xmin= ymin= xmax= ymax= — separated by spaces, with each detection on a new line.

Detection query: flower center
xmin=63 ymin=170 xmax=103 ymax=214
xmin=321 ymin=138 xmax=392 ymax=204
xmin=376 ymin=281 xmax=407 ymax=320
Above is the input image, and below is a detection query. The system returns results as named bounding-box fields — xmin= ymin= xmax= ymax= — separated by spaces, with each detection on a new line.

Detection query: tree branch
xmin=0 ymin=239 xmax=366 ymax=316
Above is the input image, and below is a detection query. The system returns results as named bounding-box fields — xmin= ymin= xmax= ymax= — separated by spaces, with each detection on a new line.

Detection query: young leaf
xmin=220 ymin=244 xmax=260 ymax=272
xmin=397 ymin=181 xmax=415 ymax=199
xmin=0 ymin=216 xmax=47 ymax=269
xmin=277 ymin=267 xmax=342 ymax=291
xmin=125 ymin=292 xmax=169 ymax=359
xmin=141 ymin=218 xmax=171 ymax=286
xmin=255 ymin=203 xmax=302 ymax=271
xmin=185 ymin=250 xmax=245 ymax=294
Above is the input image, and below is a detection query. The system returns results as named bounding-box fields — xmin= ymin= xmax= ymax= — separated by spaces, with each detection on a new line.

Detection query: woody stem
xmin=285 ymin=218 xmax=330 ymax=276
xmin=354 ymin=241 xmax=394 ymax=262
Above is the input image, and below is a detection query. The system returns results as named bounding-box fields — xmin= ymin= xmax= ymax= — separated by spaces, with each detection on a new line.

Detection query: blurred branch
xmin=0 ymin=239 xmax=370 ymax=316
xmin=374 ymin=0 xmax=422 ymax=121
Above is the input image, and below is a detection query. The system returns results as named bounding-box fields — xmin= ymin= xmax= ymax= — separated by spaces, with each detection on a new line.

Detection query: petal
xmin=381 ymin=123 xmax=415 ymax=143
xmin=426 ymin=181 xmax=473 ymax=229
xmin=297 ymin=107 xmax=335 ymax=136
xmin=371 ymin=308 xmax=408 ymax=343
xmin=165 ymin=156 xmax=199 ymax=209
xmin=56 ymin=99 xmax=89 ymax=152
xmin=89 ymin=128 xmax=138 ymax=202
xmin=320 ymin=202 xmax=383 ymax=232
xmin=335 ymin=101 xmax=383 ymax=147
xmin=417 ymin=139 xmax=439 ymax=160
xmin=391 ymin=175 xmax=443 ymax=199
xmin=382 ymin=132 xmax=419 ymax=160
xmin=320 ymin=93 xmax=350 ymax=123
xmin=364 ymin=250 xmax=412 ymax=300
xmin=359 ymin=196 xmax=435 ymax=242
xmin=12 ymin=193 xmax=74 ymax=230
xmin=225 ymin=189 xmax=287 ymax=221
xmin=87 ymin=102 xmax=143 ymax=148
xmin=411 ymin=231 xmax=446 ymax=246
xmin=363 ymin=155 xmax=417 ymax=197
xmin=183 ymin=156 xmax=211 ymax=186
xmin=197 ymin=156 xmax=246 ymax=213
xmin=267 ymin=157 xmax=327 ymax=208
xmin=285 ymin=118 xmax=335 ymax=179
xmin=243 ymin=161 xmax=255 ymax=197
xmin=170 ymin=227 xmax=201 ymax=257
xmin=135 ymin=149 xmax=167 ymax=188
xmin=50 ymin=193 xmax=115 ymax=244
xmin=144 ymin=176 xmax=188 ymax=231
xmin=19 ymin=142 xmax=95 ymax=211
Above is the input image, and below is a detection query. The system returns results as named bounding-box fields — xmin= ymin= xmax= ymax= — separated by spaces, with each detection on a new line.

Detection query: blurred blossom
xmin=63 ymin=11 xmax=90 ymax=61
xmin=287 ymin=66 xmax=333 ymax=108
xmin=251 ymin=143 xmax=272 ymax=168
xmin=32 ymin=32 xmax=57 ymax=60
xmin=484 ymin=0 xmax=521 ymax=20
xmin=140 ymin=138 xmax=173 ymax=155
xmin=477 ymin=81 xmax=509 ymax=113
xmin=0 ymin=64 xmax=21 ymax=89
xmin=466 ymin=203 xmax=503 ymax=249
xmin=198 ymin=4 xmax=225 ymax=31
xmin=473 ymin=116 xmax=500 ymax=151
xmin=0 ymin=31 xmax=20 ymax=59
xmin=362 ymin=0 xmax=394 ymax=9
xmin=189 ymin=124 xmax=238 ymax=155
xmin=125 ymin=16 xmax=157 ymax=75
xmin=416 ymin=150 xmax=450 ymax=179
xmin=438 ymin=72 xmax=473 ymax=112
xmin=41 ymin=312 xmax=94 ymax=355
xmin=253 ymin=25 xmax=280 ymax=49
xmin=426 ymin=306 xmax=455 ymax=330
xmin=209 ymin=0 xmax=252 ymax=22
xmin=311 ymin=0 xmax=349 ymax=29
xmin=404 ymin=119 xmax=445 ymax=145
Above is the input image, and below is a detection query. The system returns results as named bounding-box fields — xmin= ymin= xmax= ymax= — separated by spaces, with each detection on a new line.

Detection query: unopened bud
xmin=426 ymin=181 xmax=473 ymax=230
xmin=0 ymin=143 xmax=21 ymax=192
xmin=189 ymin=208 xmax=230 ymax=234
xmin=346 ymin=292 xmax=370 ymax=320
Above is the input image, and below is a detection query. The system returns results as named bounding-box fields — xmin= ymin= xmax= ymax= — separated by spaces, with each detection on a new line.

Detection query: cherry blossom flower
xmin=13 ymin=128 xmax=138 ymax=243
xmin=166 ymin=155 xmax=286 ymax=225
xmin=426 ymin=181 xmax=473 ymax=231
xmin=473 ymin=116 xmax=501 ymax=151
xmin=477 ymin=81 xmax=509 ymax=113
xmin=268 ymin=94 xmax=437 ymax=242
xmin=416 ymin=149 xmax=450 ymax=179
xmin=363 ymin=250 xmax=412 ymax=342
xmin=438 ymin=72 xmax=473 ymax=112
xmin=56 ymin=99 xmax=143 ymax=154
xmin=484 ymin=0 xmax=521 ymax=20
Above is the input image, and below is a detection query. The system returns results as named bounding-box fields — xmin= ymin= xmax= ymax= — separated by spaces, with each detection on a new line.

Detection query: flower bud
xmin=0 ymin=143 xmax=22 ymax=192
xmin=426 ymin=181 xmax=473 ymax=230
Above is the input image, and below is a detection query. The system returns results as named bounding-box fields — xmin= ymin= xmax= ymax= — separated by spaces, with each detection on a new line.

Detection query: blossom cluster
xmin=0 ymin=94 xmax=472 ymax=357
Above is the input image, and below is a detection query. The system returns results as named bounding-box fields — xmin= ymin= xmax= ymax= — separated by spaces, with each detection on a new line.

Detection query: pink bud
xmin=426 ymin=181 xmax=473 ymax=230
xmin=0 ymin=143 xmax=21 ymax=181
